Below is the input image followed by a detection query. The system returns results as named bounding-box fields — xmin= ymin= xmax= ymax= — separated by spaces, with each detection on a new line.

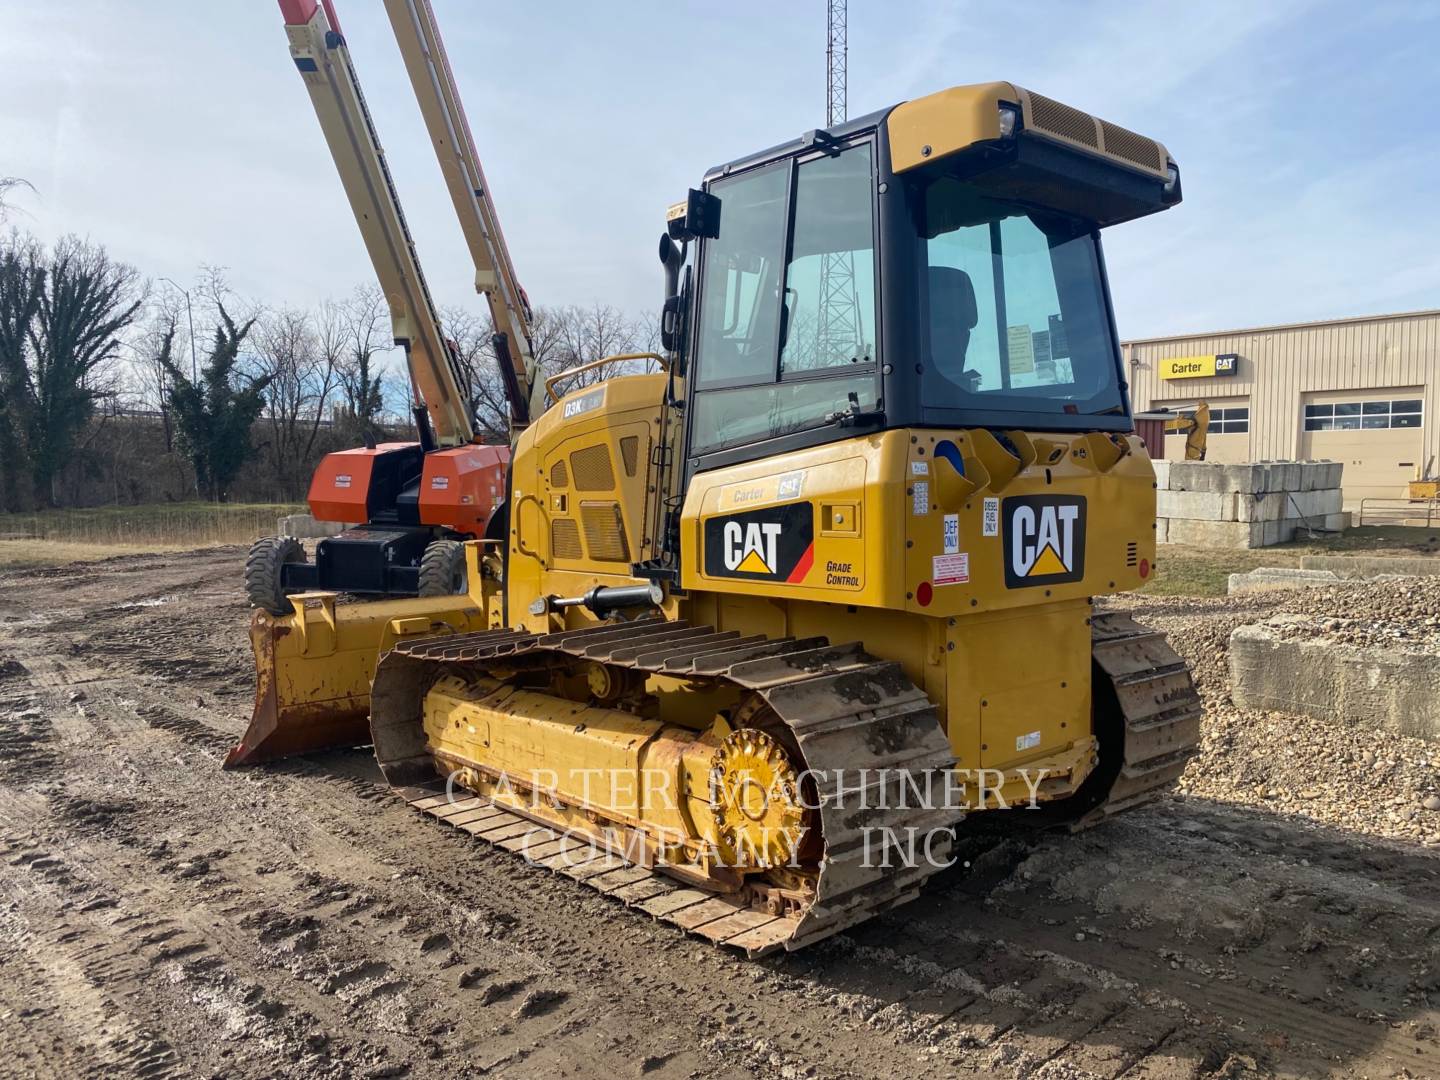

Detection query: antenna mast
xmin=817 ymin=0 xmax=864 ymax=370
xmin=826 ymin=0 xmax=846 ymax=127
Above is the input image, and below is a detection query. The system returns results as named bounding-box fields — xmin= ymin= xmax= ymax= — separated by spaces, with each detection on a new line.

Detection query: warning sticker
xmin=910 ymin=460 xmax=929 ymax=476
xmin=431 ymin=476 xmax=450 ymax=490
xmin=982 ymin=497 xmax=1000 ymax=537
xmin=932 ymin=552 xmax=969 ymax=585
xmin=1016 ymin=730 xmax=1041 ymax=751
xmin=912 ymin=481 xmax=929 ymax=516
xmin=943 ymin=513 xmax=959 ymax=554
xmin=334 ymin=474 xmax=351 ymax=489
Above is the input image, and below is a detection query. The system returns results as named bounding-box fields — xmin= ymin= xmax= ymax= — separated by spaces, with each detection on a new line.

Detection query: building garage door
xmin=1155 ymin=397 xmax=1251 ymax=462
xmin=1300 ymin=391 xmax=1423 ymax=505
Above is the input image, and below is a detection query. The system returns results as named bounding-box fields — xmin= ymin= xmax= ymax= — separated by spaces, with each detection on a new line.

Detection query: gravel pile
xmin=1119 ymin=575 xmax=1440 ymax=847
xmin=1264 ymin=612 xmax=1440 ymax=651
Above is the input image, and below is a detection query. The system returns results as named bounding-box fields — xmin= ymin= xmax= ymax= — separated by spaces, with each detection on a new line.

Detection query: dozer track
xmin=369 ymin=618 xmax=961 ymax=957
xmin=1077 ymin=610 xmax=1204 ymax=828
xmin=367 ymin=611 xmax=1201 ymax=956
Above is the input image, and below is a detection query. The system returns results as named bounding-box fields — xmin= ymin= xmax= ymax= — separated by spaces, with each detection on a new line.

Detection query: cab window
xmin=691 ymin=143 xmax=878 ymax=458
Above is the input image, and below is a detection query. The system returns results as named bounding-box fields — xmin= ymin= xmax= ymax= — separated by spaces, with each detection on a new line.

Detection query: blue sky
xmin=3 ymin=0 xmax=1438 ymax=341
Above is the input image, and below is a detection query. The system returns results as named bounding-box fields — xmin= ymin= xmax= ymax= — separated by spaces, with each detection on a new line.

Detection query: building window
xmin=1207 ymin=407 xmax=1249 ymax=434
xmin=1304 ymin=399 xmax=1422 ymax=431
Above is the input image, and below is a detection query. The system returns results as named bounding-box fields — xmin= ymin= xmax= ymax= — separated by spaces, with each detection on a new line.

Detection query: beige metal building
xmin=1126 ymin=309 xmax=1440 ymax=507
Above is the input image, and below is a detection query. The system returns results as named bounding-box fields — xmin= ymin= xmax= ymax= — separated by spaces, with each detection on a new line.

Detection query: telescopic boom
xmin=382 ymin=0 xmax=540 ymax=428
xmin=278 ymin=0 xmax=475 ymax=446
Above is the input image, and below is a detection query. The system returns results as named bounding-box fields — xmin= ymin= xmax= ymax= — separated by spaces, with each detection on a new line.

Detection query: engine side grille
xmin=619 ymin=436 xmax=640 ymax=478
xmin=580 ymin=502 xmax=629 ymax=562
xmin=1126 ymin=541 xmax=1139 ymax=568
xmin=570 ymin=444 xmax=615 ymax=491
xmin=550 ymin=460 xmax=569 ymax=488
xmin=551 ymin=518 xmax=583 ymax=560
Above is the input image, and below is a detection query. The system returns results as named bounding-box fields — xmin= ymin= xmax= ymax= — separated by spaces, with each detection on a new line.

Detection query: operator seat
xmin=928 ymin=266 xmax=980 ymax=391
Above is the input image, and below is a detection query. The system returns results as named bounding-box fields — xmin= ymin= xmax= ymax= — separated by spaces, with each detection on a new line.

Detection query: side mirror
xmin=661 ymin=296 xmax=681 ymax=354
xmin=661 ymin=265 xmax=692 ymax=361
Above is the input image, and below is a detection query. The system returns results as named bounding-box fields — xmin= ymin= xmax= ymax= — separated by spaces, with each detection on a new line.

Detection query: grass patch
xmin=1144 ymin=548 xmax=1298 ymax=597
xmin=0 ymin=503 xmax=302 ymax=551
xmin=0 ymin=539 xmax=206 ymax=568
xmin=1145 ymin=525 xmax=1440 ymax=597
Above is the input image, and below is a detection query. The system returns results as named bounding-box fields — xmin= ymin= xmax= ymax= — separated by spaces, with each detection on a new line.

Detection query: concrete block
xmin=278 ymin=513 xmax=345 ymax=539
xmin=1157 ymin=489 xmax=1237 ymax=521
xmin=1165 ymin=461 xmax=1229 ymax=493
xmin=1264 ymin=519 xmax=1297 ymax=545
xmin=1317 ymin=461 xmax=1342 ymax=488
xmin=1230 ymin=619 xmax=1440 ymax=742
xmin=1236 ymin=488 xmax=1343 ymax=522
xmin=1163 ymin=518 xmax=1265 ymax=549
xmin=1226 ymin=568 xmax=1342 ymax=594
xmin=1298 ymin=462 xmax=1326 ymax=491
xmin=1323 ymin=512 xmax=1349 ymax=532
xmin=1284 ymin=489 xmax=1342 ymax=519
xmin=1233 ymin=491 xmax=1288 ymax=522
xmin=1224 ymin=463 xmax=1271 ymax=494
xmin=1154 ymin=516 xmax=1168 ymax=544
xmin=1300 ymin=554 xmax=1440 ymax=578
xmin=1262 ymin=461 xmax=1300 ymax=491
xmin=1151 ymin=459 xmax=1172 ymax=491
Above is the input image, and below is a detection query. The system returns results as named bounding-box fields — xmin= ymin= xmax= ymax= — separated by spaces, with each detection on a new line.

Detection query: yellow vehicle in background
xmin=232 ymin=0 xmax=1202 ymax=955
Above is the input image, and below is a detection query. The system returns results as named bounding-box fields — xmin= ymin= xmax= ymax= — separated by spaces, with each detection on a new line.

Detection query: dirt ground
xmin=1 ymin=547 xmax=1438 ymax=1079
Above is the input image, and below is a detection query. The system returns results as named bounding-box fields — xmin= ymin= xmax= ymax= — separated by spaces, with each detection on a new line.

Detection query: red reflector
xmin=1139 ymin=558 xmax=1151 ymax=579
xmin=916 ymin=581 xmax=933 ymax=607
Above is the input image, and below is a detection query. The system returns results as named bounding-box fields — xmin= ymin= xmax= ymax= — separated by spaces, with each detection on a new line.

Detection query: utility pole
xmin=160 ymin=277 xmax=199 ymax=383
xmin=817 ymin=0 xmax=864 ymax=370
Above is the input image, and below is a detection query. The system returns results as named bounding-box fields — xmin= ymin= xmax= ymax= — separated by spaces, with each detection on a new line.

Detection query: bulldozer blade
xmin=226 ymin=592 xmax=491 ymax=768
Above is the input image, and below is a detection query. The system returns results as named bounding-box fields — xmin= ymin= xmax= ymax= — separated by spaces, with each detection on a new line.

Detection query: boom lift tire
xmin=417 ymin=539 xmax=467 ymax=598
xmin=245 ymin=536 xmax=305 ymax=615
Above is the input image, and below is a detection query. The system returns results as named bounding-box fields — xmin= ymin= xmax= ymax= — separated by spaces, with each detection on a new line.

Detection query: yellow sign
xmin=1158 ymin=353 xmax=1238 ymax=380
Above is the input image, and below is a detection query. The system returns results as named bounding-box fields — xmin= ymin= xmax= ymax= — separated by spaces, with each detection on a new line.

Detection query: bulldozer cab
xmin=676 ymin=82 xmax=1180 ymax=478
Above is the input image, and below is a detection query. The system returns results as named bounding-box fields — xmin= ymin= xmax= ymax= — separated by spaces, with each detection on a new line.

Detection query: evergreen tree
xmin=159 ymin=304 xmax=272 ymax=501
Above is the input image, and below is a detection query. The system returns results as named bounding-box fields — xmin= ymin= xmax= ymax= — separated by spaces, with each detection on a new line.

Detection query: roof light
xmin=997 ymin=103 xmax=1020 ymax=139
xmin=1163 ymin=164 xmax=1179 ymax=194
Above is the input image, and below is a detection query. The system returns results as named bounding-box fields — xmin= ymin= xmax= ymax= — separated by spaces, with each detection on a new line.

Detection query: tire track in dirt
xmin=1 ymin=547 xmax=1438 ymax=1078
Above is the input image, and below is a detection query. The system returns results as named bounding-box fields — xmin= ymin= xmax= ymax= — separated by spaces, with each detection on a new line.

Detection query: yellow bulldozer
xmin=232 ymin=0 xmax=1202 ymax=956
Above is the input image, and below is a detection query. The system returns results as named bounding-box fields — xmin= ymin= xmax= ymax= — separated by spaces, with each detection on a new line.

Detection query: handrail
xmin=1357 ymin=497 xmax=1440 ymax=527
xmin=544 ymin=353 xmax=669 ymax=403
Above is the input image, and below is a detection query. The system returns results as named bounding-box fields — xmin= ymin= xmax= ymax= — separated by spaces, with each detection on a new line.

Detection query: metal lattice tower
xmin=816 ymin=0 xmax=864 ymax=369
xmin=826 ymin=0 xmax=847 ymax=128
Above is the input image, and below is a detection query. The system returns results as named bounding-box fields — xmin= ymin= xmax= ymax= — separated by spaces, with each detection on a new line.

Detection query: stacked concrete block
xmin=1155 ymin=460 xmax=1344 ymax=549
xmin=278 ymin=513 xmax=347 ymax=539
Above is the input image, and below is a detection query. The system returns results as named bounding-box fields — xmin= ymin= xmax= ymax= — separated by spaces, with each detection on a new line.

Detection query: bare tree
xmin=0 ymin=178 xmax=34 ymax=223
xmin=333 ymin=284 xmax=390 ymax=446
xmin=441 ymin=305 xmax=510 ymax=443
xmin=253 ymin=306 xmax=338 ymax=499
xmin=18 ymin=236 xmax=144 ymax=505
xmin=0 ymin=231 xmax=44 ymax=509
xmin=439 ymin=302 xmax=661 ymax=439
